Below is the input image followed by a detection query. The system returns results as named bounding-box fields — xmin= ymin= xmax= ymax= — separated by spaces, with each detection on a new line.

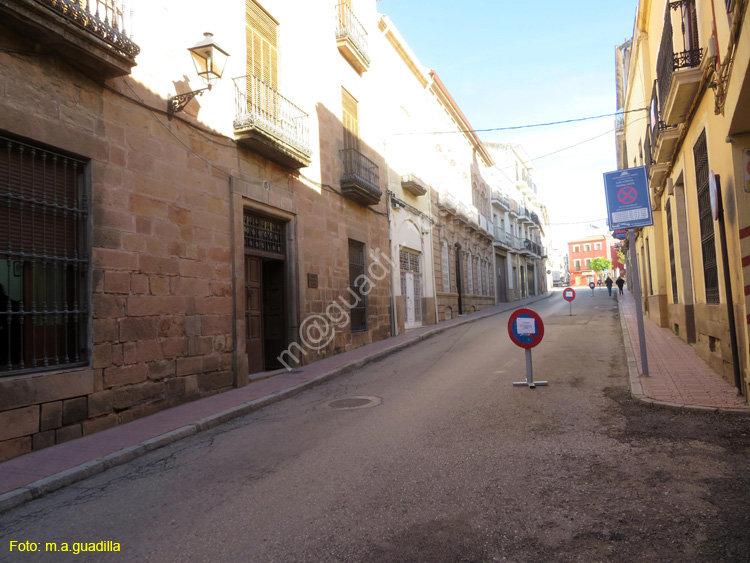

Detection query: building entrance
xmin=244 ymin=213 xmax=287 ymax=375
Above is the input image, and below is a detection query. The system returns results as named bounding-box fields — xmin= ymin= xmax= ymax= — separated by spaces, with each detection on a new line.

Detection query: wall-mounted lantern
xmin=167 ymin=32 xmax=230 ymax=120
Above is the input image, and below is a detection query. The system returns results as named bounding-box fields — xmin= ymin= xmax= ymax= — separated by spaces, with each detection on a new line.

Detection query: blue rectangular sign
xmin=603 ymin=167 xmax=654 ymax=230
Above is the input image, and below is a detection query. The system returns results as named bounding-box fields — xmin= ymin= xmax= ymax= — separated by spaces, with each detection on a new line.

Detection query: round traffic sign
xmin=508 ymin=308 xmax=544 ymax=349
xmin=563 ymin=287 xmax=576 ymax=302
xmin=617 ymin=185 xmax=637 ymax=205
xmin=589 ymin=282 xmax=596 ymax=289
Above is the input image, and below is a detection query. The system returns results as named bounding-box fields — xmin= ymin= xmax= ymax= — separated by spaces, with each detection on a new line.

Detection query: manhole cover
xmin=326 ymin=396 xmax=381 ymax=410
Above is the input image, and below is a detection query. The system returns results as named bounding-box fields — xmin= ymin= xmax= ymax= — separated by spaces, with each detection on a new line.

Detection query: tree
xmin=590 ymin=257 xmax=612 ymax=278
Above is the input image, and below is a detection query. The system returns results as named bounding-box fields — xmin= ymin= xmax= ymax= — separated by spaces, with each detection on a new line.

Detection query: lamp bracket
xmin=167 ymin=85 xmax=212 ymax=120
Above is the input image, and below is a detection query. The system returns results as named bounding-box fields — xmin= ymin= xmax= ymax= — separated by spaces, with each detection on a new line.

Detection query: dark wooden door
xmin=263 ymin=259 xmax=285 ymax=369
xmin=245 ymin=256 xmax=264 ymax=375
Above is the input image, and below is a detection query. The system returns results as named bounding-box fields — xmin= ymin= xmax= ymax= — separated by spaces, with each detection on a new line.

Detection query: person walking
xmin=615 ymin=276 xmax=625 ymax=295
xmin=605 ymin=276 xmax=613 ymax=296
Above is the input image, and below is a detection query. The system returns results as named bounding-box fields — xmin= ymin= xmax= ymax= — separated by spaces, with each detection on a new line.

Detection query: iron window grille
xmin=666 ymin=199 xmax=679 ymax=303
xmin=1 ymin=135 xmax=89 ymax=375
xmin=348 ymin=239 xmax=367 ymax=332
xmin=693 ymin=131 xmax=719 ymax=304
xmin=243 ymin=213 xmax=285 ymax=257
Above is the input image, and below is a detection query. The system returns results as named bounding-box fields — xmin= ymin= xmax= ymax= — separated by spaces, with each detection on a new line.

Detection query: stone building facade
xmin=0 ymin=0 xmax=393 ymax=461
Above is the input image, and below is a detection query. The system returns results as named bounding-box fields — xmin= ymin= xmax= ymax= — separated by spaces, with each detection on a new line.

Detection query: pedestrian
xmin=605 ymin=276 xmax=613 ymax=296
xmin=616 ymin=276 xmax=625 ymax=295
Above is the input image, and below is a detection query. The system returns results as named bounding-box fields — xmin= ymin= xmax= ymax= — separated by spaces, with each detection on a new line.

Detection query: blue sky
xmin=377 ymin=0 xmax=641 ymax=244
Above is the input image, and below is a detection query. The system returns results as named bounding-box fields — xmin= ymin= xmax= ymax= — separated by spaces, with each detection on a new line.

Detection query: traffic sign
xmin=612 ymin=228 xmax=628 ymax=241
xmin=603 ymin=167 xmax=654 ymax=230
xmin=508 ymin=308 xmax=544 ymax=349
xmin=563 ymin=288 xmax=576 ymax=302
xmin=589 ymin=282 xmax=596 ymax=289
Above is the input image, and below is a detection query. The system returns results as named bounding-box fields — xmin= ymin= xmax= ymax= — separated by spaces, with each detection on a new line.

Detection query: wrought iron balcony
xmin=0 ymin=0 xmax=140 ymax=77
xmin=491 ymin=187 xmax=510 ymax=211
xmin=234 ymin=75 xmax=312 ymax=169
xmin=340 ymin=148 xmax=381 ymax=206
xmin=437 ymin=190 xmax=458 ymax=214
xmin=656 ymin=0 xmax=703 ymax=126
xmin=335 ymin=2 xmax=370 ymax=74
xmin=523 ymin=239 xmax=542 ymax=257
xmin=649 ymin=81 xmax=680 ymax=165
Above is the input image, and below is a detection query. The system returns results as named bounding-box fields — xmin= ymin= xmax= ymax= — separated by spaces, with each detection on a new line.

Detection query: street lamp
xmin=167 ymin=32 xmax=230 ymax=120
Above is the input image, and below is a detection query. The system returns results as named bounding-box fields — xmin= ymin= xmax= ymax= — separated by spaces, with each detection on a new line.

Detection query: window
xmin=441 ymin=241 xmax=450 ymax=292
xmin=584 ymin=244 xmax=591 ymax=251
xmin=1 ymin=135 xmax=89 ymax=375
xmin=342 ymin=87 xmax=359 ymax=151
xmin=573 ymin=245 xmax=580 ymax=253
xmin=246 ymin=1 xmax=279 ymax=88
xmin=477 ymin=258 xmax=483 ymax=296
xmin=467 ymin=253 xmax=474 ymax=295
xmin=585 ymin=258 xmax=591 ymax=269
xmin=594 ymin=242 xmax=602 ymax=250
xmin=574 ymin=259 xmax=581 ymax=272
xmin=666 ymin=199 xmax=679 ymax=303
xmin=348 ymin=239 xmax=367 ymax=332
xmin=693 ymin=131 xmax=719 ymax=303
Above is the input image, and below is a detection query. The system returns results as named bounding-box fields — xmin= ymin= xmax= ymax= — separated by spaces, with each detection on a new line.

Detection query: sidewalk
xmin=3 ymin=290 xmax=748 ymax=513
xmin=617 ymin=291 xmax=750 ymax=413
xmin=0 ymin=293 xmax=550 ymax=512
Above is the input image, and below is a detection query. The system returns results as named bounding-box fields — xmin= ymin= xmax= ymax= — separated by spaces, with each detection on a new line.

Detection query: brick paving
xmin=618 ymin=292 xmax=749 ymax=411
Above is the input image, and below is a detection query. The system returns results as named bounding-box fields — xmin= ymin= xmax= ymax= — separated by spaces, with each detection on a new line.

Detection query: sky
xmin=376 ymin=0 xmax=641 ymax=247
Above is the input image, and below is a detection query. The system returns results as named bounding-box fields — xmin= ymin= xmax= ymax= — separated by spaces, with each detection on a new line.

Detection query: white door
xmin=404 ymin=272 xmax=416 ymax=329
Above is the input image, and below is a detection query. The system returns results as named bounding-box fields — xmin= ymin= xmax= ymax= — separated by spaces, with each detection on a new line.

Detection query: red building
xmin=567 ymin=235 xmax=622 ymax=287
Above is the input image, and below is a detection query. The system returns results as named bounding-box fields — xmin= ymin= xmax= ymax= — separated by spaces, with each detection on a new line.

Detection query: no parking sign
xmin=508 ymin=308 xmax=547 ymax=388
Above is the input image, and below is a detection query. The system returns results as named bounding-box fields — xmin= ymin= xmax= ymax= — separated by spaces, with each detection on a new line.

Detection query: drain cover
xmin=326 ymin=396 xmax=381 ymax=410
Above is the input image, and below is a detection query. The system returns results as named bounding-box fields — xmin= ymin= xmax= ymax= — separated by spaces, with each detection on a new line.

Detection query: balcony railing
xmin=656 ymin=0 xmax=703 ymax=125
xmin=2 ymin=0 xmax=140 ymax=76
xmin=335 ymin=2 xmax=370 ymax=72
xmin=340 ymin=148 xmax=381 ymax=206
xmin=234 ymin=75 xmax=312 ymax=169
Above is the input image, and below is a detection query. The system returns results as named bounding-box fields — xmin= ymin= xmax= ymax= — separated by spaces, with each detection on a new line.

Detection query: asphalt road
xmin=2 ymin=289 xmax=750 ymax=562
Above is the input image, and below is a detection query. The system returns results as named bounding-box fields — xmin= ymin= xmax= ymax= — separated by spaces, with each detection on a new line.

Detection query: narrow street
xmin=2 ymin=291 xmax=750 ymax=562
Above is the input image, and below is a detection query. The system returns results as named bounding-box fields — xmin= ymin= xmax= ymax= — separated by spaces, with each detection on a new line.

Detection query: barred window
xmin=441 ymin=241 xmax=450 ymax=292
xmin=693 ymin=130 xmax=719 ymax=304
xmin=666 ymin=199 xmax=679 ymax=303
xmin=348 ymin=239 xmax=367 ymax=332
xmin=467 ymin=252 xmax=474 ymax=295
xmin=1 ymin=135 xmax=89 ymax=375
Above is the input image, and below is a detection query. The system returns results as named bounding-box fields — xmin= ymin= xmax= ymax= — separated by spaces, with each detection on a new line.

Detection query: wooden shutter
xmin=246 ymin=1 xmax=278 ymax=88
xmin=342 ymin=88 xmax=359 ymax=151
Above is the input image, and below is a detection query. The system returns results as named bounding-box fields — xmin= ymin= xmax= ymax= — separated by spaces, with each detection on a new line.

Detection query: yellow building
xmin=616 ymin=0 xmax=750 ymax=399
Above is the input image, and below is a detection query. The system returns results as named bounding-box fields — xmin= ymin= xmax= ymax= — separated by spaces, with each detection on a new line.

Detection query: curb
xmin=0 ymin=293 xmax=552 ymax=514
xmin=615 ymin=294 xmax=750 ymax=416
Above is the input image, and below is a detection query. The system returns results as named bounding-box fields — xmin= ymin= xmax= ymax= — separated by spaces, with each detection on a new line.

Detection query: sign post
xmin=508 ymin=308 xmax=547 ymax=388
xmin=589 ymin=281 xmax=596 ymax=296
xmin=563 ymin=287 xmax=575 ymax=316
xmin=604 ymin=167 xmax=654 ymax=376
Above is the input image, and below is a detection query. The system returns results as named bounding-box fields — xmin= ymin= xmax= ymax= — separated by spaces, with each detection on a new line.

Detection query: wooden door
xmin=245 ymin=256 xmax=264 ymax=374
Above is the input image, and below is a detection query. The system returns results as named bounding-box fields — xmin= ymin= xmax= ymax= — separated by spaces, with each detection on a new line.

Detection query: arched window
xmin=477 ymin=258 xmax=483 ymax=296
xmin=441 ymin=241 xmax=450 ymax=292
xmin=467 ymin=252 xmax=474 ymax=295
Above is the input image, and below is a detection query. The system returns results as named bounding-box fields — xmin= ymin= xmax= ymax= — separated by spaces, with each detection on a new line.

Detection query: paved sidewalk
xmin=0 ymin=293 xmax=550 ymax=512
xmin=617 ymin=291 xmax=749 ymax=413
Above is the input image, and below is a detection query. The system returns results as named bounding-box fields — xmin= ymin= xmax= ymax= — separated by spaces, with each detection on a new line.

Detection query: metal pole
xmin=628 ymin=229 xmax=649 ymax=375
xmin=526 ymin=348 xmax=533 ymax=388
xmin=569 ymin=301 xmax=572 ymax=316
xmin=715 ymin=176 xmax=743 ymax=394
